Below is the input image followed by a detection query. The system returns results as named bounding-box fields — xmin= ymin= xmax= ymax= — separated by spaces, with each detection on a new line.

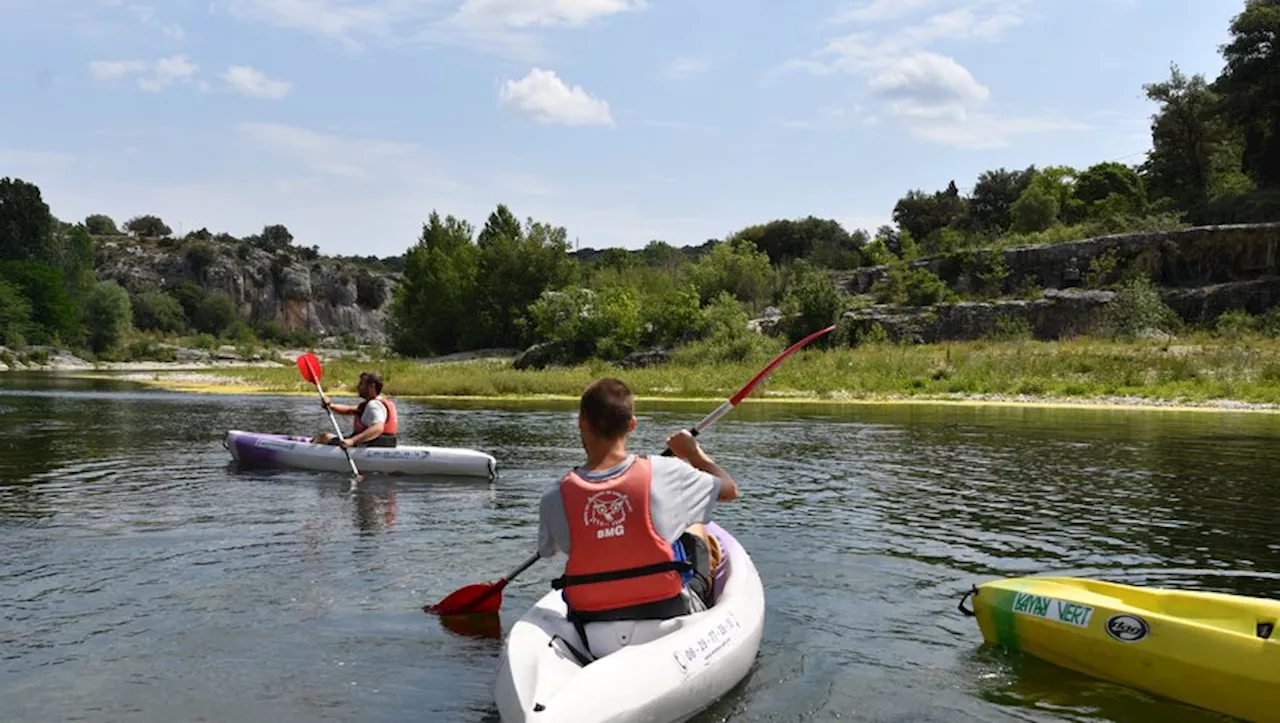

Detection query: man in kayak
xmin=310 ymin=371 xmax=399 ymax=448
xmin=536 ymin=377 xmax=739 ymax=657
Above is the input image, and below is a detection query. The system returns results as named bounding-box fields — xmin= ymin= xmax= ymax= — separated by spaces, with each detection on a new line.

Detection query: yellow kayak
xmin=960 ymin=576 xmax=1280 ymax=723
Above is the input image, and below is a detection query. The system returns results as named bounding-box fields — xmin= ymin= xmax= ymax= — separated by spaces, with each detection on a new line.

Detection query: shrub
xmin=131 ymin=290 xmax=186 ymax=333
xmin=1101 ymin=275 xmax=1181 ymax=338
xmin=84 ymin=280 xmax=133 ymax=353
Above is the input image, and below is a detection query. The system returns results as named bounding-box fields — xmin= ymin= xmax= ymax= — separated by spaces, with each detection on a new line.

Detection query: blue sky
xmin=0 ymin=0 xmax=1244 ymax=258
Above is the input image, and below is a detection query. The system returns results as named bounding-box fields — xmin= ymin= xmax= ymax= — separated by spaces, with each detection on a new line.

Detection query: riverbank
xmin=75 ymin=335 xmax=1280 ymax=413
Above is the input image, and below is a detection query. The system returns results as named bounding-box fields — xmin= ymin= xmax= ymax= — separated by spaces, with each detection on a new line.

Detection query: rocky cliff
xmin=93 ymin=235 xmax=399 ymax=343
xmin=835 ymin=223 xmax=1280 ymax=344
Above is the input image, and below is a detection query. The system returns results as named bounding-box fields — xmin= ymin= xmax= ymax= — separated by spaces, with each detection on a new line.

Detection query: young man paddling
xmin=536 ymin=377 xmax=739 ymax=658
xmin=311 ymin=371 xmax=399 ymax=448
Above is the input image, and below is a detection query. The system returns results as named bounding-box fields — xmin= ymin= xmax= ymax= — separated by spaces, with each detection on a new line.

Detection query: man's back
xmin=537 ymin=454 xmax=722 ymax=559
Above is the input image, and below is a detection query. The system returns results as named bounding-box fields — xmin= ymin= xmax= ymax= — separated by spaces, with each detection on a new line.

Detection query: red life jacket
xmin=353 ymin=396 xmax=398 ymax=436
xmin=551 ymin=456 xmax=689 ymax=615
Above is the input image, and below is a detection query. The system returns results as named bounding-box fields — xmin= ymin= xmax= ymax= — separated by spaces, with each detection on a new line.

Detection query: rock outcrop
xmin=832 ymin=224 xmax=1280 ymax=344
xmin=832 ymin=223 xmax=1280 ymax=296
xmin=94 ymin=236 xmax=398 ymax=343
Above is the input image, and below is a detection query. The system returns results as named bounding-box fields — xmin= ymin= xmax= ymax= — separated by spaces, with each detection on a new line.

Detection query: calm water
xmin=3 ymin=373 xmax=1280 ymax=722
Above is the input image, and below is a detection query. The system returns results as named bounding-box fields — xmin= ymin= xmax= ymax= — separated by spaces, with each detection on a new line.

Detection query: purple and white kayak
xmin=224 ymin=430 xmax=497 ymax=478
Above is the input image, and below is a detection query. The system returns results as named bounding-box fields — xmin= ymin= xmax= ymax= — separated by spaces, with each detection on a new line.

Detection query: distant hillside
xmin=91 ymin=228 xmax=401 ymax=344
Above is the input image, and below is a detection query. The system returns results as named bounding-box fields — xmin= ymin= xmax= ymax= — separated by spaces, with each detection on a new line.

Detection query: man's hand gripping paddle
xmin=296 ymin=352 xmax=363 ymax=483
xmin=423 ymin=324 xmax=837 ymax=618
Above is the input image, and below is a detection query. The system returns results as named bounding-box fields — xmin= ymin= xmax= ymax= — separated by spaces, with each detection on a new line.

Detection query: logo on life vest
xmin=584 ymin=490 xmax=631 ymax=539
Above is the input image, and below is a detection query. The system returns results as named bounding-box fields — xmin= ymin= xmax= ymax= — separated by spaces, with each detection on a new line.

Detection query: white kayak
xmin=494 ymin=522 xmax=764 ymax=722
xmin=223 ymin=430 xmax=497 ymax=478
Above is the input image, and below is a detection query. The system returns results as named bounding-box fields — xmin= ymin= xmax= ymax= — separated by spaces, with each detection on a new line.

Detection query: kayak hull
xmin=494 ymin=522 xmax=764 ymax=723
xmin=968 ymin=576 xmax=1280 ymax=723
xmin=223 ymin=430 xmax=497 ymax=478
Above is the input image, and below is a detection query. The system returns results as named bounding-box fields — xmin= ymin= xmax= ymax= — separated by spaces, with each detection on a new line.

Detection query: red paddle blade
xmin=295 ymin=353 xmax=321 ymax=384
xmin=425 ymin=581 xmax=504 ymax=615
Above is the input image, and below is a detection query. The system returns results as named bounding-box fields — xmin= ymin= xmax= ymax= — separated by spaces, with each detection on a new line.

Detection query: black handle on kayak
xmin=957 ymin=586 xmax=977 ymax=617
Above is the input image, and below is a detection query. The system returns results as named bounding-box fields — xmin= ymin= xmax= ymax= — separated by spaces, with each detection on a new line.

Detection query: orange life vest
xmin=353 ymin=396 xmax=397 ymax=436
xmin=551 ymin=456 xmax=689 ymax=615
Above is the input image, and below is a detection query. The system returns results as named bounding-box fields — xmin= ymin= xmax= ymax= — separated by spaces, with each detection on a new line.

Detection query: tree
xmin=1009 ymin=183 xmax=1060 ymax=234
xmin=779 ymin=261 xmax=844 ymax=344
xmin=388 ymin=211 xmax=479 ymax=356
xmin=731 ymin=216 xmax=860 ymax=267
xmin=685 ymin=236 xmax=776 ymax=312
xmin=1141 ymin=64 xmax=1250 ymax=213
xmin=1075 ymin=161 xmax=1147 ymax=216
xmin=124 ymin=215 xmax=172 ymax=239
xmin=131 ymin=290 xmax=187 ymax=333
xmin=84 ymin=214 xmax=119 ymax=236
xmin=472 ymin=206 xmax=578 ymax=348
xmin=0 ymin=177 xmax=55 ymax=263
xmin=1213 ymin=0 xmax=1280 ymax=188
xmin=84 ymin=281 xmax=133 ymax=353
xmin=891 ymin=181 xmax=967 ymax=254
xmin=0 ymin=261 xmax=82 ymax=345
xmin=0 ymin=279 xmax=32 ymax=346
xmin=259 ymin=224 xmax=294 ymax=251
xmin=965 ymin=167 xmax=1037 ymax=235
xmin=638 ymin=240 xmax=687 ymax=271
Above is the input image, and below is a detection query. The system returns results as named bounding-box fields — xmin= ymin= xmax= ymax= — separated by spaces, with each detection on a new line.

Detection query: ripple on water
xmin=1 ymin=390 xmax=1278 ymax=722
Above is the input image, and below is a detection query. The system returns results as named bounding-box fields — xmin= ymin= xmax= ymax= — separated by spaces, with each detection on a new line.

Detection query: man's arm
xmin=341 ymin=421 xmax=383 ymax=446
xmin=537 ymin=487 xmax=567 ymax=558
xmin=666 ymin=430 xmax=738 ymax=502
xmin=320 ymin=395 xmax=358 ymax=415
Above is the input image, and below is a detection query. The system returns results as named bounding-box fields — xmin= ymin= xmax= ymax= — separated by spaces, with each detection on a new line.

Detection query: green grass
xmin=185 ymin=333 xmax=1280 ymax=407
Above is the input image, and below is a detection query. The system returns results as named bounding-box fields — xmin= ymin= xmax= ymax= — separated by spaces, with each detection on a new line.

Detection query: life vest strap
xmin=551 ymin=560 xmax=692 ymax=590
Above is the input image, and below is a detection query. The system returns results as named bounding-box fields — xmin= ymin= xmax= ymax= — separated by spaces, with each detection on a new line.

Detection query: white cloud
xmin=218 ymin=0 xmax=647 ymax=63
xmin=88 ymin=54 xmax=200 ymax=91
xmin=124 ymin=4 xmax=186 ymax=40
xmin=449 ymin=0 xmax=645 ymax=28
xmin=218 ymin=0 xmax=443 ymax=50
xmin=908 ymin=114 xmax=1091 ymax=149
xmin=89 ymin=59 xmax=148 ymax=80
xmin=664 ymin=56 xmax=709 ymax=80
xmin=777 ymin=0 xmax=1079 ymax=149
xmin=221 ymin=65 xmax=293 ymax=99
xmin=498 ymin=68 xmax=613 ymax=126
xmin=139 ymin=55 xmax=199 ymax=90
xmin=235 ymin=122 xmax=454 ymax=183
xmin=869 ymin=52 xmax=989 ymax=121
xmin=827 ymin=0 xmax=941 ymax=24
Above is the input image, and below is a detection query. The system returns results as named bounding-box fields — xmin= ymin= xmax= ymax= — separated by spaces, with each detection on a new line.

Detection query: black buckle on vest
xmin=551 ymin=560 xmax=692 ymax=590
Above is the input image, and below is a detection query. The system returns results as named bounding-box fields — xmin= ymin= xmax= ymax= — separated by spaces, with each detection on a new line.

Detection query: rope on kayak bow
xmin=957 ymin=586 xmax=977 ymax=617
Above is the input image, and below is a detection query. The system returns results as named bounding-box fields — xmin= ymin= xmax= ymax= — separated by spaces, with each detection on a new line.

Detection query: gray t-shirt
xmin=537 ymin=454 xmax=722 ymax=558
xmin=360 ymin=399 xmax=387 ymax=428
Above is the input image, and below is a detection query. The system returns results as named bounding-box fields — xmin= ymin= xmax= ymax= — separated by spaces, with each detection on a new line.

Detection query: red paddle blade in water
xmin=295 ymin=353 xmax=321 ymax=383
xmin=438 ymin=611 xmax=502 ymax=639
xmin=425 ymin=581 xmax=505 ymax=615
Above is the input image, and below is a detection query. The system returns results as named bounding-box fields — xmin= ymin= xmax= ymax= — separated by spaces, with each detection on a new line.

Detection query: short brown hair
xmin=359 ymin=371 xmax=384 ymax=394
xmin=579 ymin=377 xmax=634 ymax=439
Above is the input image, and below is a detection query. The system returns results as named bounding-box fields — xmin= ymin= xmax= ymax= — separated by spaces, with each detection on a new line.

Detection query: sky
xmin=0 ymin=0 xmax=1246 ymax=258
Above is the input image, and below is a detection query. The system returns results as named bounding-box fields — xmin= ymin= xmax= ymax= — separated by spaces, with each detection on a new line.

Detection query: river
xmin=2 ymin=372 xmax=1278 ymax=722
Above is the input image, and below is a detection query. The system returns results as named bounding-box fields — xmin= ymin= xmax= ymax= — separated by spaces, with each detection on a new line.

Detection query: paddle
xmin=295 ymin=352 xmax=363 ymax=483
xmin=424 ymin=323 xmax=837 ymax=617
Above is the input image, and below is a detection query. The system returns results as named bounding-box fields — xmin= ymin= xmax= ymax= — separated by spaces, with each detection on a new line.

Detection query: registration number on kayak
xmin=672 ymin=612 xmax=742 ymax=676
xmin=1011 ymin=592 xmax=1094 ymax=628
